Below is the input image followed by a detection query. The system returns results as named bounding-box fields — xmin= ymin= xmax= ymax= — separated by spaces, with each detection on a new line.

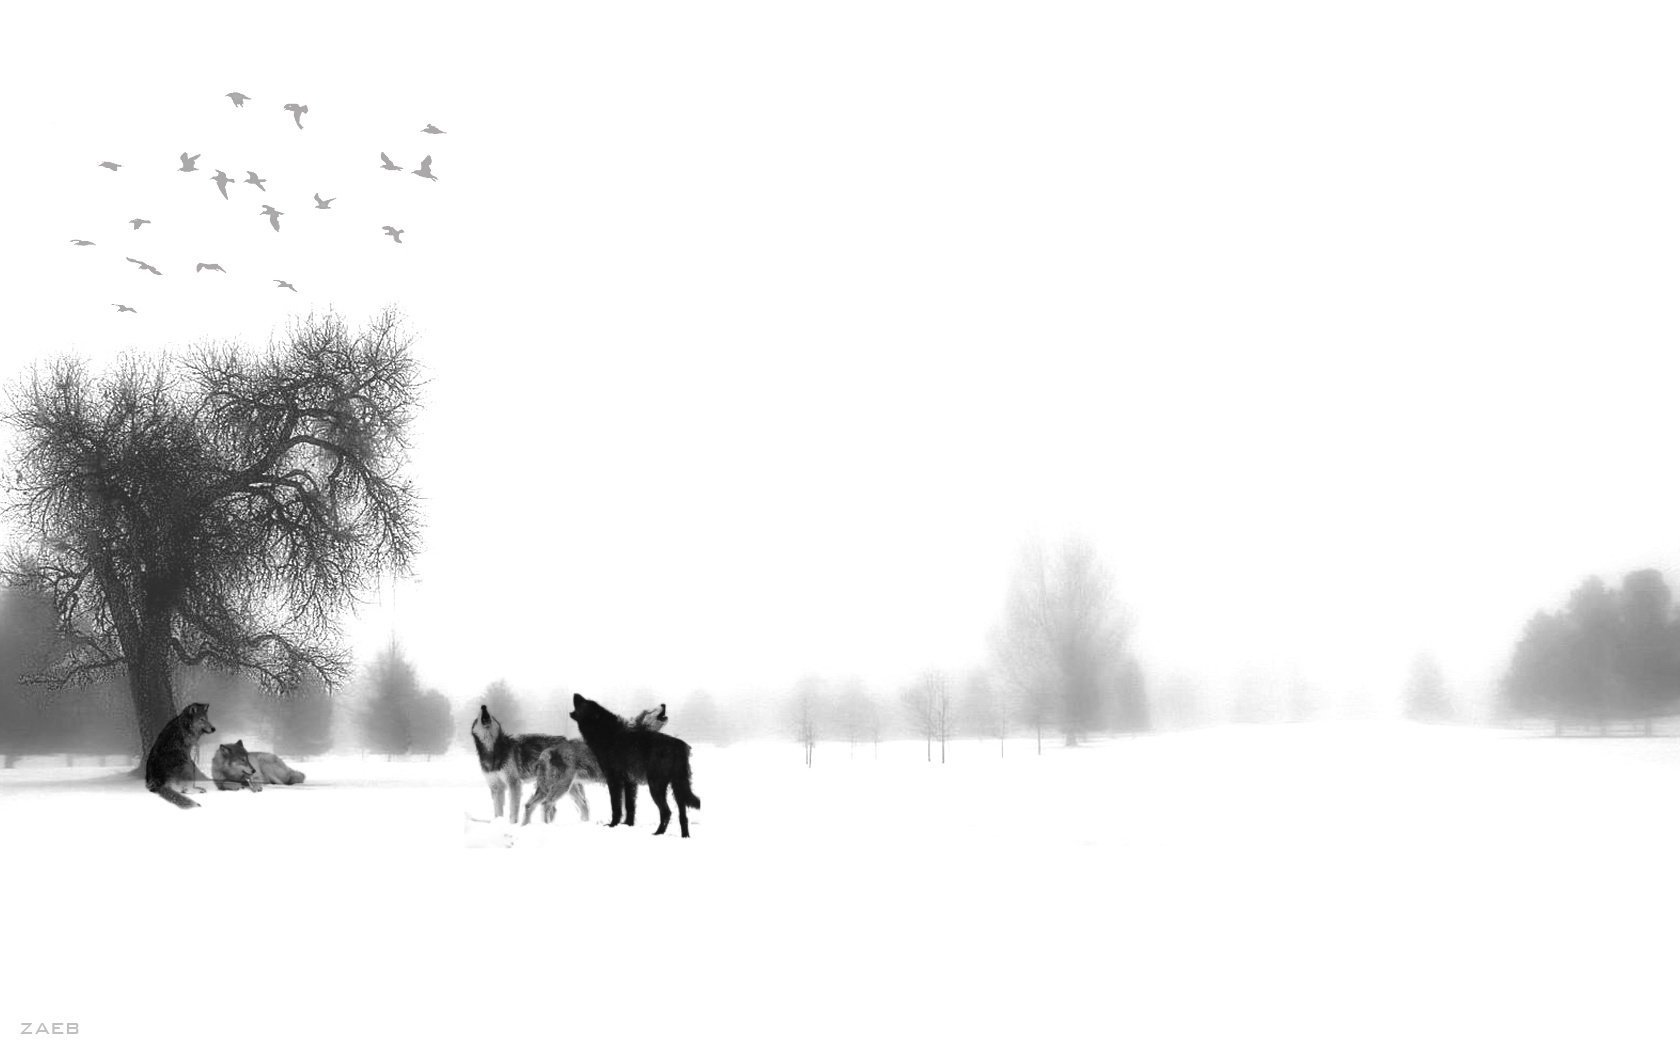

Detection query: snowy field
xmin=4 ymin=723 xmax=1680 ymax=1048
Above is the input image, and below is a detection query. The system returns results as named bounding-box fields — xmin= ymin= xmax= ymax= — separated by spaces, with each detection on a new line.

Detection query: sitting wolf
xmin=145 ymin=702 xmax=217 ymax=809
xmin=212 ymin=740 xmax=307 ymax=791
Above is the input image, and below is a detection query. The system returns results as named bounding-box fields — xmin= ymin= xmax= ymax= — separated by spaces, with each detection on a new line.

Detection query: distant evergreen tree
xmin=1615 ymin=569 xmax=1680 ymax=733
xmin=1503 ymin=570 xmax=1680 ymax=734
xmin=1404 ymin=654 xmax=1453 ymax=722
xmin=0 ymin=587 xmax=138 ymax=763
xmin=0 ymin=587 xmax=59 ymax=763
xmin=408 ymin=688 xmax=454 ymax=758
xmin=477 ymin=679 xmax=523 ymax=732
xmin=361 ymin=643 xmax=418 ymax=758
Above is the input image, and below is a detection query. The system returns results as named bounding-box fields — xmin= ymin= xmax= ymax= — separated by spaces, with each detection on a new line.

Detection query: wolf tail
xmin=675 ymin=759 xmax=701 ymax=810
xmin=284 ymin=770 xmax=306 ymax=785
xmin=151 ymin=784 xmax=198 ymax=809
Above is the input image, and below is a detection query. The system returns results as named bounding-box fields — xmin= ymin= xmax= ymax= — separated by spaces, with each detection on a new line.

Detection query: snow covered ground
xmin=4 ymin=723 xmax=1680 ymax=1048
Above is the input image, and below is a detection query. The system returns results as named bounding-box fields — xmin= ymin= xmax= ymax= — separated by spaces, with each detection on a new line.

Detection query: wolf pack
xmin=142 ymin=692 xmax=703 ymax=838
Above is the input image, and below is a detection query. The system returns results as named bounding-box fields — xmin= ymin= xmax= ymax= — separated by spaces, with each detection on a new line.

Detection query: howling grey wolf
xmin=145 ymin=703 xmax=216 ymax=809
xmin=212 ymin=741 xmax=307 ymax=791
xmin=570 ymin=694 xmax=701 ymax=837
xmin=471 ymin=705 xmax=597 ymax=826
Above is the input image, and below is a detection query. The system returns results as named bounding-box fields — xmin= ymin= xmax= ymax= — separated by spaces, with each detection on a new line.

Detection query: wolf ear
xmin=236 ymin=739 xmax=244 ymax=748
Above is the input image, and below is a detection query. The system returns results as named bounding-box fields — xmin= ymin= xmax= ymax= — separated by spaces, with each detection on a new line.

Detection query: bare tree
xmin=901 ymin=670 xmax=954 ymax=763
xmin=789 ymin=675 xmax=822 ymax=767
xmin=1 ymin=311 xmax=421 ymax=759
xmin=992 ymin=538 xmax=1130 ymax=749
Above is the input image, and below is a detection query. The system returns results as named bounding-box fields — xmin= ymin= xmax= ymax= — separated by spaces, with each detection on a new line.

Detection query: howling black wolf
xmin=570 ymin=693 xmax=701 ymax=837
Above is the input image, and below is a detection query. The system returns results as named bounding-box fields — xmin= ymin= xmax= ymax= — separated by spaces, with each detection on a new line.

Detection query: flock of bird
xmin=75 ymin=93 xmax=448 ymax=314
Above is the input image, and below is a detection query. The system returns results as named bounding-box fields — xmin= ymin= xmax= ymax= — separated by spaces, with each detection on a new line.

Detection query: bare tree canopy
xmin=992 ymin=538 xmax=1130 ymax=747
xmin=1 ymin=310 xmax=423 ymax=756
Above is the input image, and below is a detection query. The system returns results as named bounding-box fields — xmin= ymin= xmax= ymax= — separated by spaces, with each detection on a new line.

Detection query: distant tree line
xmin=1503 ymin=569 xmax=1680 ymax=734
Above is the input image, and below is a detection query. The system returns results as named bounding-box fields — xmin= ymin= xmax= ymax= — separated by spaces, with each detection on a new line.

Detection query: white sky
xmin=2 ymin=1 xmax=1678 ymax=714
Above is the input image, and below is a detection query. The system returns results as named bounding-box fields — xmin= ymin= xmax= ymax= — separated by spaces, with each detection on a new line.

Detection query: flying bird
xmin=421 ymin=124 xmax=445 ymax=135
xmin=260 ymin=205 xmax=283 ymax=232
xmin=210 ymin=170 xmax=234 ymax=199
xmin=274 ymin=280 xmax=298 ymax=293
xmin=282 ymin=103 xmax=308 ymax=129
xmin=69 ymin=239 xmax=95 ymax=246
xmin=379 ymin=152 xmax=402 ymax=171
xmin=226 ymin=92 xmax=250 ymax=108
xmin=97 ymin=161 xmax=121 ymax=171
xmin=195 ymin=263 xmax=227 ymax=273
xmin=244 ymin=170 xmax=268 ymax=192
xmin=381 ymin=226 xmax=404 ymax=244
xmin=125 ymin=257 xmax=162 ymax=276
xmin=412 ymin=155 xmax=437 ymax=181
xmin=313 ymin=193 xmax=335 ymax=209
xmin=178 ymin=152 xmax=201 ymax=172
xmin=128 ymin=218 xmax=151 ymax=230
xmin=112 ymin=304 xmax=137 ymax=313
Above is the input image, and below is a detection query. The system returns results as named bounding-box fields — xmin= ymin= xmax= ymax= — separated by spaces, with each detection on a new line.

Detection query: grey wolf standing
xmin=569 ymin=694 xmax=701 ymax=837
xmin=470 ymin=705 xmax=593 ymax=825
xmin=145 ymin=703 xmax=216 ymax=808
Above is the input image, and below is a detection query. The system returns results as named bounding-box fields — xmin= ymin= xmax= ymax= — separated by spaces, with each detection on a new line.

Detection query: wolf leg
xmin=607 ymin=776 xmax=624 ymax=826
xmin=622 ymin=780 xmax=637 ymax=827
xmin=569 ymin=779 xmax=589 ymax=822
xmin=490 ymin=780 xmax=506 ymax=820
xmin=507 ymin=778 xmax=524 ymax=826
xmin=648 ymin=777 xmax=672 ymax=835
xmin=521 ymin=790 xmax=544 ymax=826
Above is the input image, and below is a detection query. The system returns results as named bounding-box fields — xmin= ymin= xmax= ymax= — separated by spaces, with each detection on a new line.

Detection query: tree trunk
xmin=128 ymin=642 xmax=181 ymax=768
xmin=1036 ymin=723 xmax=1042 ymax=755
xmin=940 ymin=734 xmax=946 ymax=764
xmin=1553 ymin=717 xmax=1562 ymax=737
xmin=926 ymin=735 xmax=931 ymax=762
xmin=1 ymin=754 xmax=13 ymax=769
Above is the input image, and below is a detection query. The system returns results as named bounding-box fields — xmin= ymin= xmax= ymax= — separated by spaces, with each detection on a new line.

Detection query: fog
xmin=3 ymin=1 xmax=1679 ymax=735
